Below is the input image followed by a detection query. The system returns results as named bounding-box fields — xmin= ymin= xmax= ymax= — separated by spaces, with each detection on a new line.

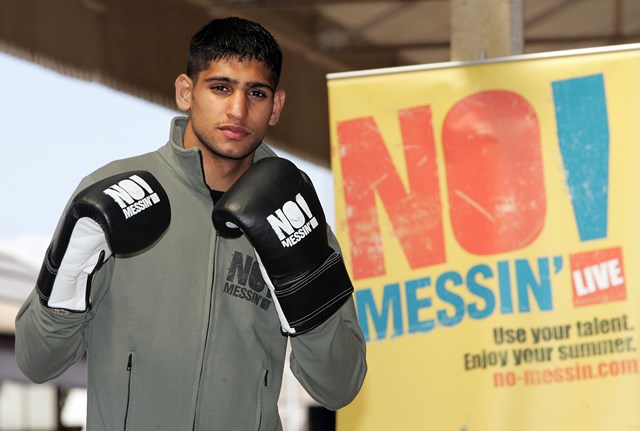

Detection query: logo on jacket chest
xmin=222 ymin=251 xmax=272 ymax=311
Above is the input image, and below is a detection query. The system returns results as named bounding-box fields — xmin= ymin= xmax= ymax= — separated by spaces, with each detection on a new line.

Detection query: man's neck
xmin=181 ymin=119 xmax=254 ymax=191
xmin=202 ymin=154 xmax=253 ymax=192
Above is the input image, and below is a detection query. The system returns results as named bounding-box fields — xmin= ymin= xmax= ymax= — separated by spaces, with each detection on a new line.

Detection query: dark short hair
xmin=187 ymin=17 xmax=283 ymax=87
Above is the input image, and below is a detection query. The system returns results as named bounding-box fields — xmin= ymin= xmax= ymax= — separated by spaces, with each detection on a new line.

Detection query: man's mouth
xmin=220 ymin=125 xmax=250 ymax=140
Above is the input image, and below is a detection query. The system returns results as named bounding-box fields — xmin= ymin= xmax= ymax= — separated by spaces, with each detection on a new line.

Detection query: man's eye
xmin=249 ymin=90 xmax=267 ymax=98
xmin=211 ymin=85 xmax=228 ymax=92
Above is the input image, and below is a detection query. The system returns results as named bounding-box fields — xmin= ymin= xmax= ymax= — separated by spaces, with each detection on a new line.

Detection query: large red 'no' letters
xmin=337 ymin=91 xmax=546 ymax=280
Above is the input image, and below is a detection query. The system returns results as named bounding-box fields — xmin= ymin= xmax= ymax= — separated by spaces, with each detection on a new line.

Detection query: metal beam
xmin=213 ymin=0 xmax=445 ymax=7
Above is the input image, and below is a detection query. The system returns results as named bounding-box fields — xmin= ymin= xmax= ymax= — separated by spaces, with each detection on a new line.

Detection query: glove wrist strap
xmin=274 ymin=250 xmax=354 ymax=335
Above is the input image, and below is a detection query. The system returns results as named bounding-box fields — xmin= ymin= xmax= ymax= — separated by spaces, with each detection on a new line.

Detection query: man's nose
xmin=227 ymin=92 xmax=248 ymax=120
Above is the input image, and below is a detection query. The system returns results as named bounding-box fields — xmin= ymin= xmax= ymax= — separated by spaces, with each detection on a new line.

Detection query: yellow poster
xmin=328 ymin=45 xmax=640 ymax=431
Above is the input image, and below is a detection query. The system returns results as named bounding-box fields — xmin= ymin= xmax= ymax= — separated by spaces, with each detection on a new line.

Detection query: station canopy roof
xmin=2 ymin=0 xmax=640 ymax=166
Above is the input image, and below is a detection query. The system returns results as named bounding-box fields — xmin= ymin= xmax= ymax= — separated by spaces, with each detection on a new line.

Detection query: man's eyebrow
xmin=203 ymin=76 xmax=275 ymax=92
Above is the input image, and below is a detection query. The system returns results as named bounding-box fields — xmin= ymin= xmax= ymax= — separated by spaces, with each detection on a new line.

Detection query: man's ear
xmin=269 ymin=89 xmax=286 ymax=126
xmin=175 ymin=74 xmax=193 ymax=112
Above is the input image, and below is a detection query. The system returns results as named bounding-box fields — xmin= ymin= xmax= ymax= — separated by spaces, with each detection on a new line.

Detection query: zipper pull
xmin=127 ymin=354 xmax=133 ymax=371
xmin=264 ymin=370 xmax=269 ymax=387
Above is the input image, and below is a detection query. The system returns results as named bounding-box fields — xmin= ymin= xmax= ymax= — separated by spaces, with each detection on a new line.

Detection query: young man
xmin=15 ymin=17 xmax=367 ymax=430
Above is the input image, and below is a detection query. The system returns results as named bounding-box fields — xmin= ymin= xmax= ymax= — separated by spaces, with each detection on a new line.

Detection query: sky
xmin=0 ymin=51 xmax=333 ymax=271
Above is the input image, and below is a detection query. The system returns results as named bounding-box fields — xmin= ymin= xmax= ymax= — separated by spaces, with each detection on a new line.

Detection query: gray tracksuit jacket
xmin=15 ymin=116 xmax=367 ymax=430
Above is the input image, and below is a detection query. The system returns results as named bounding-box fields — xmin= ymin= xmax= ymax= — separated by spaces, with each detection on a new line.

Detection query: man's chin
xmin=212 ymin=148 xmax=255 ymax=161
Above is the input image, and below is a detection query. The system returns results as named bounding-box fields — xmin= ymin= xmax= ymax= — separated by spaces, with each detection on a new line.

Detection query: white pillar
xmin=0 ymin=381 xmax=57 ymax=430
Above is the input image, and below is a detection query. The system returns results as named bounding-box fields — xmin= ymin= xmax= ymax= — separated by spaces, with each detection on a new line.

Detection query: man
xmin=15 ymin=17 xmax=366 ymax=430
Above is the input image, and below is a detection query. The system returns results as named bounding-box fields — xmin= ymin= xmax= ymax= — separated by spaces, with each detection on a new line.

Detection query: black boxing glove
xmin=37 ymin=171 xmax=171 ymax=312
xmin=212 ymin=157 xmax=353 ymax=335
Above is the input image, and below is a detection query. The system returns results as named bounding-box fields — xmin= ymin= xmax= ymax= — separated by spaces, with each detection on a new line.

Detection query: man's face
xmin=181 ymin=58 xmax=284 ymax=161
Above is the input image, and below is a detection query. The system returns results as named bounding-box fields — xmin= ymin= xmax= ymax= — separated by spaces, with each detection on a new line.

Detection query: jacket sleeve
xmin=14 ymin=291 xmax=89 ymax=383
xmin=289 ymin=297 xmax=367 ymax=410
xmin=14 ymin=175 xmax=100 ymax=384
xmin=288 ymin=227 xmax=367 ymax=410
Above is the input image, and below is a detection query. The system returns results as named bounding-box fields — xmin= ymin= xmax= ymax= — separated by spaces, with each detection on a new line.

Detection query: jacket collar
xmin=158 ymin=116 xmax=277 ymax=196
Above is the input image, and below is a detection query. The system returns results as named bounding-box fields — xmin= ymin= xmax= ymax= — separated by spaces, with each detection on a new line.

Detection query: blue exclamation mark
xmin=552 ymin=74 xmax=610 ymax=241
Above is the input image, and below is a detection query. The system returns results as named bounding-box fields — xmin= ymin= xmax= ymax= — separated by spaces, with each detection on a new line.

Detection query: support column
xmin=450 ymin=0 xmax=524 ymax=61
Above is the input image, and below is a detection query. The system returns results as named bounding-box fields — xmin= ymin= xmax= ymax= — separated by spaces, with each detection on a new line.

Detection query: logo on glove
xmin=103 ymin=174 xmax=163 ymax=219
xmin=267 ymin=193 xmax=318 ymax=248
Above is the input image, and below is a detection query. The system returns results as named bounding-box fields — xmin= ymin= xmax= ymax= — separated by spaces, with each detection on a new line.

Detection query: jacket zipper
xmin=256 ymin=368 xmax=269 ymax=431
xmin=124 ymin=353 xmax=133 ymax=430
xmin=191 ymin=233 xmax=219 ymax=430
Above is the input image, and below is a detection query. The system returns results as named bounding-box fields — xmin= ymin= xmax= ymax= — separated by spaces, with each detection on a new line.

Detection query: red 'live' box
xmin=569 ymin=247 xmax=626 ymax=307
